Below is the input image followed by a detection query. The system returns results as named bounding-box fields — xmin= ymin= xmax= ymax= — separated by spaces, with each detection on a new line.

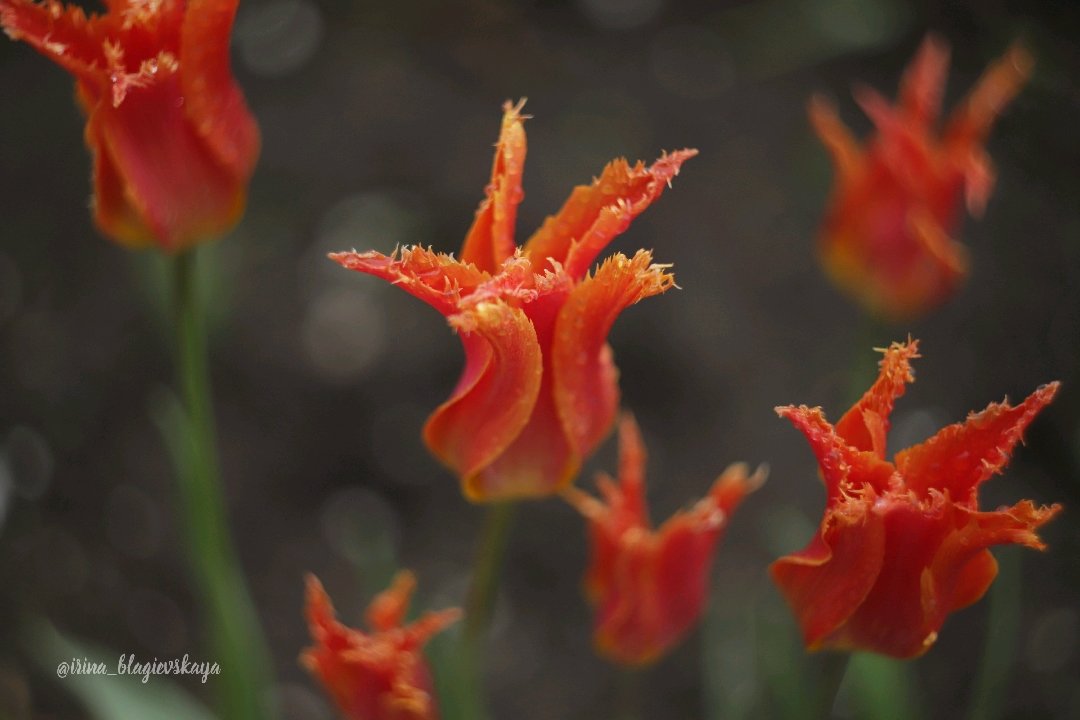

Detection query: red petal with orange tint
xmin=571 ymin=420 xmax=762 ymax=665
xmin=898 ymin=34 xmax=950 ymax=127
xmin=808 ymin=95 xmax=862 ymax=183
xmin=775 ymin=405 xmax=896 ymax=499
xmin=835 ymin=339 xmax=919 ymax=455
xmin=423 ymin=300 xmax=543 ymax=500
xmin=180 ymin=0 xmax=260 ymax=180
xmin=0 ymin=0 xmax=109 ymax=83
xmin=86 ymin=109 xmax=155 ymax=247
xmin=330 ymin=247 xmax=489 ymax=316
xmin=304 ymin=573 xmax=459 ymax=720
xmin=93 ymin=75 xmax=245 ymax=251
xmin=896 ymin=382 xmax=1060 ymax=503
xmin=553 ymin=251 xmax=675 ymax=463
xmin=770 ymin=492 xmax=887 ymax=650
xmin=523 ymin=150 xmax=696 ymax=278
xmin=459 ymin=100 xmax=527 ymax=274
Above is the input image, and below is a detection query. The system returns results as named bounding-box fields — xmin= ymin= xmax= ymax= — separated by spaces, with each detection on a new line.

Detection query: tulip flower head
xmin=772 ymin=340 xmax=1061 ymax=658
xmin=303 ymin=572 xmax=461 ymax=720
xmin=0 ymin=0 xmax=260 ymax=251
xmin=811 ymin=36 xmax=1032 ymax=320
xmin=564 ymin=415 xmax=765 ymax=665
xmin=332 ymin=101 xmax=696 ymax=502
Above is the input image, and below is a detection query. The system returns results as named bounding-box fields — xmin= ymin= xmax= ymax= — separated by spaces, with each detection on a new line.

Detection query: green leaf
xmin=27 ymin=620 xmax=218 ymax=720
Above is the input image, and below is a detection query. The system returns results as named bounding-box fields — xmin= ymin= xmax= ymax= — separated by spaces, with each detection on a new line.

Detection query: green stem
xmin=817 ymin=652 xmax=851 ymax=719
xmin=172 ymin=250 xmax=277 ymax=720
xmin=617 ymin=666 xmax=643 ymax=720
xmin=443 ymin=502 xmax=516 ymax=720
xmin=966 ymin=548 xmax=1022 ymax=720
xmin=463 ymin=502 xmax=518 ymax=642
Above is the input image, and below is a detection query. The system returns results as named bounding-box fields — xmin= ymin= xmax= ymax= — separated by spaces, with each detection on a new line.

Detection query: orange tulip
xmin=564 ymin=415 xmax=764 ymax=665
xmin=811 ymin=36 xmax=1031 ymax=319
xmin=303 ymin=572 xmax=461 ymax=720
xmin=772 ymin=339 xmax=1061 ymax=658
xmin=1 ymin=0 xmax=260 ymax=251
xmin=332 ymin=101 xmax=695 ymax=502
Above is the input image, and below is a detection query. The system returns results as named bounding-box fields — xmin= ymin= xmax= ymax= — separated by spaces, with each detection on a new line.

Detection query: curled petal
xmin=424 ymin=301 xmax=543 ymax=501
xmin=330 ymin=247 xmax=488 ymax=316
xmin=459 ymin=99 xmax=528 ymax=274
xmin=896 ymin=382 xmax=1060 ymax=502
xmin=0 ymin=0 xmax=108 ymax=83
xmin=945 ymin=42 xmax=1034 ymax=156
xmin=87 ymin=112 xmax=155 ymax=246
xmin=775 ymin=405 xmax=895 ymax=499
xmin=578 ymin=449 xmax=762 ymax=664
xmin=303 ymin=574 xmax=460 ymax=720
xmin=523 ymin=150 xmax=697 ymax=277
xmin=908 ymin=208 xmax=969 ymax=277
xmin=835 ymin=339 xmax=919 ymax=455
xmin=365 ymin=571 xmax=417 ymax=633
xmin=706 ymin=462 xmax=768 ymax=518
xmin=611 ymin=414 xmax=649 ymax=525
xmin=180 ymin=0 xmax=260 ymax=180
xmin=770 ymin=490 xmax=886 ymax=650
xmin=553 ymin=251 xmax=675 ymax=462
xmin=898 ymin=34 xmax=950 ymax=127
xmin=932 ymin=500 xmax=1061 ymax=615
xmin=808 ymin=95 xmax=862 ymax=182
xmin=92 ymin=75 xmax=247 ymax=250
xmin=830 ymin=496 xmax=1061 ymax=658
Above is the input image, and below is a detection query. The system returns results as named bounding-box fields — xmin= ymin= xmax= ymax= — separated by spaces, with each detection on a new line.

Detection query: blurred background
xmin=0 ymin=0 xmax=1077 ymax=717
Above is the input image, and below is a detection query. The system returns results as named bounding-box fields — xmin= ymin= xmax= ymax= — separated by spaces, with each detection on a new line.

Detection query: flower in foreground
xmin=811 ymin=36 xmax=1032 ymax=320
xmin=304 ymin=572 xmax=461 ymax=720
xmin=332 ymin=101 xmax=695 ymax=502
xmin=1 ymin=0 xmax=260 ymax=251
xmin=772 ymin=339 xmax=1061 ymax=658
xmin=563 ymin=415 xmax=765 ymax=665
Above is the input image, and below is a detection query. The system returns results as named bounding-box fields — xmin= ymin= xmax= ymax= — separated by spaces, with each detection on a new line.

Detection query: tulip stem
xmin=449 ymin=501 xmax=516 ymax=720
xmin=966 ymin=547 xmax=1022 ymax=720
xmin=464 ymin=501 xmax=518 ymax=641
xmin=617 ymin=666 xmax=643 ymax=720
xmin=817 ymin=652 xmax=851 ymax=719
xmin=171 ymin=250 xmax=277 ymax=720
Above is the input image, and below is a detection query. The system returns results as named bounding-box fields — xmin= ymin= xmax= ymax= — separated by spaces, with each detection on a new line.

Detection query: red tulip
xmin=332 ymin=101 xmax=695 ymax=501
xmin=304 ymin=572 xmax=461 ymax=720
xmin=1 ymin=0 xmax=260 ymax=251
xmin=772 ymin=339 xmax=1062 ymax=658
xmin=811 ymin=36 xmax=1031 ymax=319
xmin=564 ymin=415 xmax=765 ymax=665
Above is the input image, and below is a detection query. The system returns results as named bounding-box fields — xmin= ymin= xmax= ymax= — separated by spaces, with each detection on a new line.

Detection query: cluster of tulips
xmin=0 ymin=0 xmax=1062 ymax=717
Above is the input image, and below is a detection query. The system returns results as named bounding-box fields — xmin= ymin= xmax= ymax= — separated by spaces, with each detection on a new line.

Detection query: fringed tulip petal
xmin=896 ymin=382 xmax=1060 ymax=502
xmin=330 ymin=248 xmax=489 ymax=316
xmin=523 ymin=150 xmax=696 ymax=278
xmin=1 ymin=0 xmax=259 ymax=251
xmin=424 ymin=301 xmax=543 ymax=500
xmin=331 ymin=104 xmax=692 ymax=501
xmin=553 ymin=251 xmax=676 ymax=463
xmin=0 ymin=0 xmax=107 ymax=81
xmin=304 ymin=573 xmax=460 ymax=720
xmin=460 ymin=100 xmax=527 ymax=274
xmin=773 ymin=340 xmax=1061 ymax=658
xmin=570 ymin=415 xmax=763 ymax=665
xmin=835 ymin=339 xmax=919 ymax=455
xmin=775 ymin=405 xmax=896 ymax=498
